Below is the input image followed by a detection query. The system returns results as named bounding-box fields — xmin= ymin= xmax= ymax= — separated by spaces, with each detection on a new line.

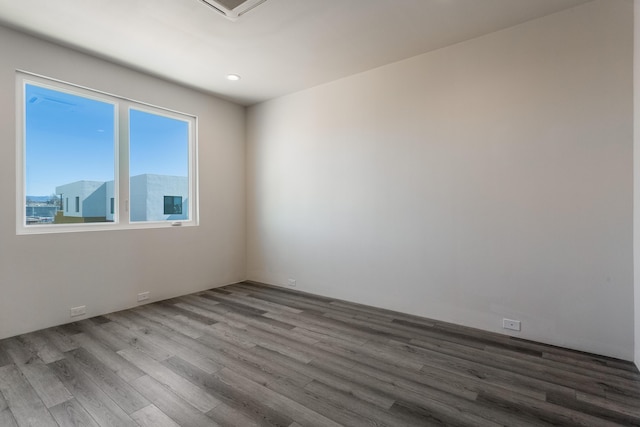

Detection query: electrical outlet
xmin=70 ymin=305 xmax=86 ymax=317
xmin=137 ymin=292 xmax=150 ymax=302
xmin=288 ymin=279 xmax=297 ymax=287
xmin=503 ymin=318 xmax=521 ymax=331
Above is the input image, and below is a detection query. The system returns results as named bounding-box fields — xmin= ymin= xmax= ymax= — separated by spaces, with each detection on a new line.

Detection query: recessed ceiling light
xmin=227 ymin=74 xmax=241 ymax=81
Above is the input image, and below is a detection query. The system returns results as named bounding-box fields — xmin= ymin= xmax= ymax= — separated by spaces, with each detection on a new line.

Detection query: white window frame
xmin=16 ymin=71 xmax=199 ymax=234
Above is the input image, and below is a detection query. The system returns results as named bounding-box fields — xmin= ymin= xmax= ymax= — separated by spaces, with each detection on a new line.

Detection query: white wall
xmin=634 ymin=0 xmax=640 ymax=368
xmin=0 ymin=25 xmax=246 ymax=339
xmin=247 ymin=0 xmax=634 ymax=359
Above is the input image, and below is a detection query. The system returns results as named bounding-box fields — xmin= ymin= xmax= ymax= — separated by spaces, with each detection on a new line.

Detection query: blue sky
xmin=130 ymin=109 xmax=188 ymax=178
xmin=25 ymin=84 xmax=188 ymax=196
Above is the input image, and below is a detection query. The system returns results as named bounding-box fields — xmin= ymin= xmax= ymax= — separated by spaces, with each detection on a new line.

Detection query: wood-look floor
xmin=1 ymin=282 xmax=639 ymax=426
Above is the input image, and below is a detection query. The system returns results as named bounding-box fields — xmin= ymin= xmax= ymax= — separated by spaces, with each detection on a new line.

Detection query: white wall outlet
xmin=137 ymin=292 xmax=150 ymax=302
xmin=503 ymin=318 xmax=521 ymax=331
xmin=70 ymin=305 xmax=86 ymax=317
xmin=287 ymin=279 xmax=297 ymax=287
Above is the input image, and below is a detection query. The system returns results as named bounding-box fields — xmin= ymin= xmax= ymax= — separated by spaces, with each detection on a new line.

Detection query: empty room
xmin=0 ymin=0 xmax=639 ymax=425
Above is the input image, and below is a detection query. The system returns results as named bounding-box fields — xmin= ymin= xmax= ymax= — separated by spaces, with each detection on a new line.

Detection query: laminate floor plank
xmin=0 ymin=381 xmax=20 ymax=427
xmin=0 ymin=280 xmax=638 ymax=426
xmin=40 ymin=328 xmax=79 ymax=354
xmin=17 ymin=360 xmax=73 ymax=408
xmin=407 ymin=337 xmax=632 ymax=398
xmin=305 ymin=379 xmax=469 ymax=427
xmin=89 ymin=316 xmax=112 ymax=325
xmin=484 ymin=344 xmax=640 ymax=389
xmin=542 ymin=351 xmax=640 ymax=381
xmin=311 ymin=334 xmax=424 ymax=376
xmin=507 ymin=335 xmax=637 ymax=369
xmin=189 ymin=296 xmax=310 ymax=339
xmin=47 ymin=358 xmax=138 ymax=427
xmin=238 ymin=290 xmax=333 ymax=316
xmin=131 ymin=375 xmax=220 ymax=427
xmin=130 ymin=404 xmax=181 ymax=427
xmin=206 ymin=289 xmax=303 ymax=314
xmin=64 ymin=347 xmax=150 ymax=415
xmin=175 ymin=298 xmax=250 ymax=328
xmin=251 ymin=345 xmax=392 ymax=410
xmin=476 ymin=391 xmax=623 ymax=427
xmin=175 ymin=297 xmax=248 ymax=329
xmin=0 ymin=344 xmax=12 ymax=368
xmin=576 ymin=391 xmax=640 ymax=419
xmin=184 ymin=296 xmax=295 ymax=332
xmin=2 ymin=337 xmax=42 ymax=366
xmin=117 ymin=347 xmax=220 ymax=413
xmin=210 ymin=322 xmax=316 ymax=363
xmin=106 ymin=311 xmax=212 ymax=368
xmin=0 ymin=364 xmax=58 ymax=427
xmin=326 ymin=310 xmax=486 ymax=353
xmin=17 ymin=332 xmax=65 ymax=365
xmin=392 ymin=318 xmax=537 ymax=355
xmin=266 ymin=311 xmax=370 ymax=345
xmin=240 ymin=282 xmax=335 ymax=303
xmin=391 ymin=339 xmax=581 ymax=398
xmin=200 ymin=322 xmax=259 ymax=350
xmin=196 ymin=293 xmax=269 ymax=317
xmin=266 ymin=377 xmax=391 ymax=427
xmin=135 ymin=305 xmax=204 ymax=339
xmin=162 ymin=355 xmax=293 ymax=426
xmin=546 ymin=391 xmax=640 ymax=426
xmin=5 ymin=345 xmax=69 ymax=407
xmin=352 ymin=337 xmax=568 ymax=400
xmin=205 ymin=401 xmax=264 ymax=427
xmin=216 ymin=367 xmax=342 ymax=427
xmin=121 ymin=310 xmax=223 ymax=368
xmin=307 ymin=348 xmax=543 ymax=427
xmin=310 ymin=349 xmax=478 ymax=403
xmin=329 ymin=299 xmax=419 ymax=323
xmin=157 ymin=301 xmax=218 ymax=326
xmin=70 ymin=333 xmax=145 ymax=383
xmin=101 ymin=321 xmax=174 ymax=362
xmin=74 ymin=319 xmax=129 ymax=353
xmin=192 ymin=336 xmax=314 ymax=388
xmin=48 ymin=398 xmax=100 ymax=427
xmin=244 ymin=285 xmax=403 ymax=328
xmin=258 ymin=293 xmax=399 ymax=342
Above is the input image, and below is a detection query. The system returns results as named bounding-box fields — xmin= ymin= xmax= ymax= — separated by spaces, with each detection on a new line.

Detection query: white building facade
xmin=55 ymin=174 xmax=188 ymax=222
xmin=55 ymin=180 xmax=107 ymax=218
xmin=130 ymin=174 xmax=188 ymax=222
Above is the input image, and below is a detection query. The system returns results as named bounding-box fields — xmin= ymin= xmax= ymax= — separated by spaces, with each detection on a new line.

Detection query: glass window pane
xmin=25 ymin=84 xmax=115 ymax=225
xmin=129 ymin=109 xmax=189 ymax=222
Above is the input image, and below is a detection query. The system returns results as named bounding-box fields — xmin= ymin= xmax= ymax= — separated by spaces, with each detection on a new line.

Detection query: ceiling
xmin=0 ymin=0 xmax=592 ymax=106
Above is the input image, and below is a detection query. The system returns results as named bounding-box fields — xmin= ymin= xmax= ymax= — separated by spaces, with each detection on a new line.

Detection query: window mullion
xmin=118 ymin=103 xmax=130 ymax=225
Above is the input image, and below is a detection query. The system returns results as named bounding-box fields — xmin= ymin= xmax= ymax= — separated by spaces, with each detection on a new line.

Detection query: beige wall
xmin=247 ymin=0 xmax=634 ymax=359
xmin=635 ymin=0 xmax=640 ymax=368
xmin=0 ymin=26 xmax=246 ymax=339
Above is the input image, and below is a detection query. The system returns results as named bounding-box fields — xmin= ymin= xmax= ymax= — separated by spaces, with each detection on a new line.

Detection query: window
xmin=17 ymin=72 xmax=198 ymax=234
xmin=130 ymin=109 xmax=190 ymax=222
xmin=164 ymin=196 xmax=183 ymax=215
